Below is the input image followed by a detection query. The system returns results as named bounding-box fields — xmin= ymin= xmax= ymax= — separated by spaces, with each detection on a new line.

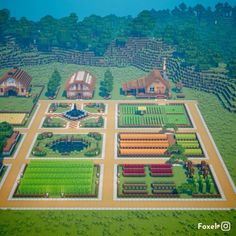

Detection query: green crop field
xmin=175 ymin=133 xmax=204 ymax=157
xmin=118 ymin=104 xmax=191 ymax=127
xmin=15 ymin=160 xmax=98 ymax=197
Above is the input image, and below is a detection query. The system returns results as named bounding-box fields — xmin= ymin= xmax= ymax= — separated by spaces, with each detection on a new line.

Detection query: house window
xmin=70 ymin=84 xmax=77 ymax=91
xmin=21 ymin=88 xmax=24 ymax=93
xmin=7 ymin=78 xmax=16 ymax=86
xmin=0 ymin=88 xmax=3 ymax=93
xmin=150 ymin=86 xmax=155 ymax=92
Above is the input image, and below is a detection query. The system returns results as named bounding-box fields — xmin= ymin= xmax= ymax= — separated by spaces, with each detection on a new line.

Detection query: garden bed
xmin=42 ymin=116 xmax=67 ymax=128
xmin=118 ymin=103 xmax=192 ymax=128
xmin=30 ymin=132 xmax=103 ymax=158
xmin=48 ymin=103 xmax=72 ymax=113
xmin=83 ymin=103 xmax=106 ymax=113
xmin=79 ymin=116 xmax=104 ymax=128
xmin=117 ymin=132 xmax=205 ymax=158
xmin=117 ymin=162 xmax=220 ymax=198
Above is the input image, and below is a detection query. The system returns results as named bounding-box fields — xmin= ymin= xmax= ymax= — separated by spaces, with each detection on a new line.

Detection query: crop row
xmin=119 ymin=115 xmax=164 ymax=126
xmin=177 ymin=142 xmax=200 ymax=149
xmin=119 ymin=148 xmax=167 ymax=156
xmin=150 ymin=169 xmax=173 ymax=174
xmin=184 ymin=149 xmax=203 ymax=155
xmin=119 ymin=105 xmax=185 ymax=115
xmin=23 ymin=173 xmax=93 ymax=179
xmin=119 ymin=114 xmax=189 ymax=126
xmin=28 ymin=161 xmax=93 ymax=168
xmin=20 ymin=178 xmax=92 ymax=186
xmin=123 ymin=169 xmax=145 ymax=174
xmin=17 ymin=185 xmax=92 ymax=195
xmin=25 ymin=168 xmax=93 ymax=174
xmin=175 ymin=134 xmax=196 ymax=140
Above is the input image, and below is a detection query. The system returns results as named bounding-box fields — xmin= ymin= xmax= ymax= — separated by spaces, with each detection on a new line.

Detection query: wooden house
xmin=0 ymin=68 xmax=32 ymax=97
xmin=122 ymin=70 xmax=170 ymax=98
xmin=65 ymin=70 xmax=96 ymax=99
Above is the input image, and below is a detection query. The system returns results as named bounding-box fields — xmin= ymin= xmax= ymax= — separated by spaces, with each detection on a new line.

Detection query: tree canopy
xmin=46 ymin=69 xmax=61 ymax=98
xmin=0 ymin=2 xmax=236 ymax=75
xmin=0 ymin=122 xmax=13 ymax=155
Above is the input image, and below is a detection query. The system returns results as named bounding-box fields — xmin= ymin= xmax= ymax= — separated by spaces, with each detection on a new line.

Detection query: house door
xmin=8 ymin=90 xmax=18 ymax=96
xmin=5 ymin=86 xmax=18 ymax=96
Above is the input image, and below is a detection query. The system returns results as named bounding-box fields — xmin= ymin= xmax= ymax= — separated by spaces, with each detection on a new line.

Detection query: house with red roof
xmin=122 ymin=70 xmax=170 ymax=98
xmin=0 ymin=68 xmax=32 ymax=97
xmin=65 ymin=70 xmax=96 ymax=99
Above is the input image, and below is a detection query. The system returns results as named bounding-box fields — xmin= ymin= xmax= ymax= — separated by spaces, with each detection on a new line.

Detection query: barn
xmin=0 ymin=68 xmax=32 ymax=97
xmin=65 ymin=70 xmax=96 ymax=99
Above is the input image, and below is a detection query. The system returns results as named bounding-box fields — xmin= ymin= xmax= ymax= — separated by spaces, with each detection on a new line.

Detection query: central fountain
xmin=63 ymin=103 xmax=88 ymax=120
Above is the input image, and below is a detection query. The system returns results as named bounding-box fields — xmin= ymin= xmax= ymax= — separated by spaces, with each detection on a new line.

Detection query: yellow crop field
xmin=0 ymin=113 xmax=26 ymax=125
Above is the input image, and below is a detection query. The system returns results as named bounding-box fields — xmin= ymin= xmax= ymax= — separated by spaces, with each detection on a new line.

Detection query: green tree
xmin=130 ymin=10 xmax=155 ymax=37
xmin=99 ymin=69 xmax=113 ymax=98
xmin=168 ymin=154 xmax=187 ymax=164
xmin=46 ymin=69 xmax=61 ymax=98
xmin=0 ymin=122 xmax=13 ymax=137
xmin=167 ymin=143 xmax=185 ymax=155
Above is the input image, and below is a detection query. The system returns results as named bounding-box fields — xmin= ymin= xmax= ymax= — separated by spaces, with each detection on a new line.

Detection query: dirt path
xmin=0 ymin=100 xmax=235 ymax=209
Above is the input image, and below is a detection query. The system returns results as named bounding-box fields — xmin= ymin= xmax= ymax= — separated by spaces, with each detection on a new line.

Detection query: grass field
xmin=15 ymin=160 xmax=98 ymax=197
xmin=0 ymin=86 xmax=42 ymax=113
xmin=0 ymin=97 xmax=33 ymax=113
xmin=175 ymin=87 xmax=236 ymax=184
xmin=0 ymin=210 xmax=235 ymax=236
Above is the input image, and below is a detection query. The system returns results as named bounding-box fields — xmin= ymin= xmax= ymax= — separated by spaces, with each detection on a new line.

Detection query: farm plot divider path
xmin=0 ymin=100 xmax=235 ymax=209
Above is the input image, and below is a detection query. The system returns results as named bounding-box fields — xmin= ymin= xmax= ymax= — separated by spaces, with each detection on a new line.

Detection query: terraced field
xmin=118 ymin=104 xmax=192 ymax=128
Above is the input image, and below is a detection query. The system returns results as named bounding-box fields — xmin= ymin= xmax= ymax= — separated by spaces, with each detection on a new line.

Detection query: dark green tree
xmin=46 ymin=69 xmax=61 ymax=98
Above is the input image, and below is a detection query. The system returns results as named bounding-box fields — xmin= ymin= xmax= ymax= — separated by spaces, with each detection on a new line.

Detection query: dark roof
xmin=122 ymin=70 xmax=170 ymax=91
xmin=65 ymin=70 xmax=96 ymax=91
xmin=0 ymin=68 xmax=32 ymax=89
